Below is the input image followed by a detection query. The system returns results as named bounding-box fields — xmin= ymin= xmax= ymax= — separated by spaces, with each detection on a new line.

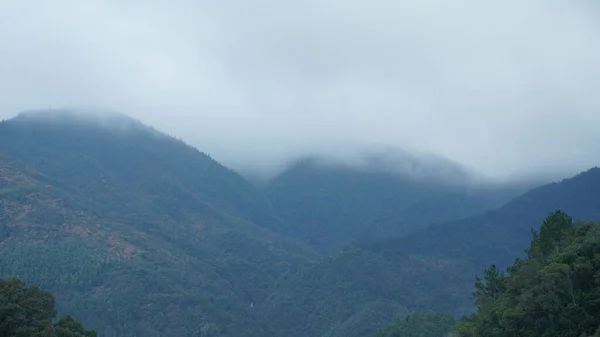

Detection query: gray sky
xmin=1 ymin=0 xmax=599 ymax=181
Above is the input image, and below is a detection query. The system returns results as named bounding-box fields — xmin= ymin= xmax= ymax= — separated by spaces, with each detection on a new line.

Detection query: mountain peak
xmin=281 ymin=147 xmax=483 ymax=188
xmin=12 ymin=108 xmax=149 ymax=133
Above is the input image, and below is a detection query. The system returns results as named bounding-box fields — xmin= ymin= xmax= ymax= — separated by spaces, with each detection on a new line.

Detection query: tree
xmin=0 ymin=277 xmax=96 ymax=337
xmin=527 ymin=210 xmax=573 ymax=260
xmin=454 ymin=211 xmax=600 ymax=337
xmin=473 ymin=264 xmax=504 ymax=308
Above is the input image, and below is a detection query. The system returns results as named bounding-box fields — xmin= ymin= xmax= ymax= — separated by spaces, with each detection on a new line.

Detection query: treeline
xmin=375 ymin=210 xmax=600 ymax=337
xmin=374 ymin=312 xmax=454 ymax=337
xmin=0 ymin=277 xmax=96 ymax=336
xmin=455 ymin=210 xmax=600 ymax=336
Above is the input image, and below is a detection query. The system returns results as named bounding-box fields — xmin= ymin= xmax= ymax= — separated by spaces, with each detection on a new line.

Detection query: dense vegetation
xmin=0 ymin=111 xmax=314 ymax=337
xmin=374 ymin=312 xmax=455 ymax=337
xmin=454 ymin=211 xmax=600 ymax=337
xmin=0 ymin=277 xmax=96 ymax=337
xmin=257 ymin=167 xmax=600 ymax=337
xmin=372 ymin=210 xmax=600 ymax=337
xmin=265 ymin=156 xmax=524 ymax=251
xmin=2 ymin=109 xmax=600 ymax=337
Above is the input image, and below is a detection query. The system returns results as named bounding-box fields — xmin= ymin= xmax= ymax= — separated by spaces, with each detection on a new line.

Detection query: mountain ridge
xmin=2 ymin=108 xmax=598 ymax=337
xmin=258 ymin=166 xmax=600 ymax=337
xmin=264 ymin=155 xmax=529 ymax=251
xmin=0 ymin=110 xmax=315 ymax=336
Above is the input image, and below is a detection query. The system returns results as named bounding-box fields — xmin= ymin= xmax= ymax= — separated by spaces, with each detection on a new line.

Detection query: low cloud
xmin=1 ymin=0 xmax=599 ymax=181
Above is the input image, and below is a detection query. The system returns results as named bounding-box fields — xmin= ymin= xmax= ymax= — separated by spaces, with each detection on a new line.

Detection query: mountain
xmin=3 ymin=109 xmax=286 ymax=233
xmin=381 ymin=167 xmax=600 ymax=269
xmin=264 ymin=153 xmax=527 ymax=252
xmin=259 ymin=167 xmax=600 ymax=337
xmin=3 ymin=108 xmax=597 ymax=337
xmin=0 ymin=109 xmax=316 ymax=337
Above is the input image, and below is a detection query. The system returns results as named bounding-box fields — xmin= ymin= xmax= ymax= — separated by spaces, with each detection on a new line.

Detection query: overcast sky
xmin=1 ymin=0 xmax=599 ymax=181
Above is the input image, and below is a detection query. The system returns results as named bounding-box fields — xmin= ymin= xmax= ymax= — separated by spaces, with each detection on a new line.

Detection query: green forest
xmin=373 ymin=211 xmax=600 ymax=336
xmin=1 ymin=111 xmax=600 ymax=337
xmin=453 ymin=211 xmax=600 ymax=337
xmin=0 ymin=277 xmax=96 ymax=337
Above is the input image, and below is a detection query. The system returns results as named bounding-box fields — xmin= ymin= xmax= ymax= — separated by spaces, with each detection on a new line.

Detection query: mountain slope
xmin=380 ymin=167 xmax=600 ymax=267
xmin=264 ymin=155 xmax=525 ymax=251
xmin=2 ymin=109 xmax=286 ymax=233
xmin=259 ymin=167 xmax=600 ymax=337
xmin=0 ymin=110 xmax=315 ymax=337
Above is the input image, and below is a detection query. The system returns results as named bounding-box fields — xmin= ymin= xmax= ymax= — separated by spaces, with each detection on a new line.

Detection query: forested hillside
xmin=374 ymin=312 xmax=455 ymax=337
xmin=265 ymin=156 xmax=525 ymax=251
xmin=260 ymin=167 xmax=600 ymax=337
xmin=373 ymin=211 xmax=600 ymax=337
xmin=1 ymin=109 xmax=599 ymax=337
xmin=0 ymin=110 xmax=315 ymax=337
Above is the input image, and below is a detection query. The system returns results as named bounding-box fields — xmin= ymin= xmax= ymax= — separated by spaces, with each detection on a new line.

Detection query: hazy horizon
xmin=1 ymin=1 xmax=599 ymax=182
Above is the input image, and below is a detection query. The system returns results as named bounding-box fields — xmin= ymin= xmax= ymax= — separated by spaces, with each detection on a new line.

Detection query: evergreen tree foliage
xmin=374 ymin=312 xmax=455 ymax=337
xmin=454 ymin=210 xmax=600 ymax=337
xmin=0 ymin=277 xmax=96 ymax=337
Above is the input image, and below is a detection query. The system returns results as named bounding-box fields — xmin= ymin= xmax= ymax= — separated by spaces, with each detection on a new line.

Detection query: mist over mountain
xmin=263 ymin=155 xmax=529 ymax=251
xmin=12 ymin=108 xmax=551 ymax=189
xmin=0 ymin=110 xmax=311 ymax=336
xmin=2 ymin=0 xmax=600 ymax=182
xmin=251 ymin=147 xmax=479 ymax=186
xmin=1 ymin=108 xmax=600 ymax=337
xmin=260 ymin=167 xmax=600 ymax=337
xmin=17 ymin=108 xmax=137 ymax=126
xmin=2 ymin=0 xmax=600 ymax=336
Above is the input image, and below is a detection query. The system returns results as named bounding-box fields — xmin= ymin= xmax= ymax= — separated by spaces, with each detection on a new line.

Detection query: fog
xmin=1 ymin=0 xmax=599 ymax=182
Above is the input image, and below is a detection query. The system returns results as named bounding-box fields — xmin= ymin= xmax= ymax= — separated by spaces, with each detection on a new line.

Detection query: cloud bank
xmin=1 ymin=0 xmax=599 ymax=181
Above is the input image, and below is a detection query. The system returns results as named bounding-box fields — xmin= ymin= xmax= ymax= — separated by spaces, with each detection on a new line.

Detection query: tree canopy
xmin=374 ymin=311 xmax=455 ymax=337
xmin=0 ymin=277 xmax=96 ymax=337
xmin=454 ymin=210 xmax=600 ymax=337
